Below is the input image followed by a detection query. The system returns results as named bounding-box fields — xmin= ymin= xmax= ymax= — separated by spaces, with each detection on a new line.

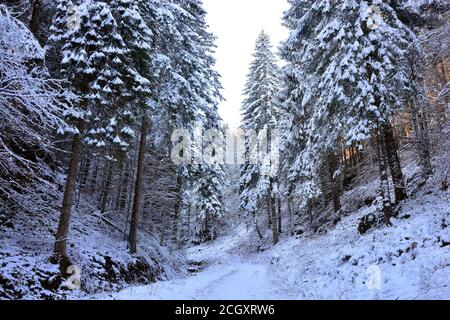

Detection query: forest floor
xmin=92 ymin=184 xmax=450 ymax=300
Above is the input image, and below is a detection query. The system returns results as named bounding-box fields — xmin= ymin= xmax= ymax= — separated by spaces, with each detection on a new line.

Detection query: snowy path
xmin=109 ymin=258 xmax=289 ymax=300
xmin=94 ymin=225 xmax=294 ymax=300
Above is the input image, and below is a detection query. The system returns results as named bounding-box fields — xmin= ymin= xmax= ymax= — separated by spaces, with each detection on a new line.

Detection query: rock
xmin=441 ymin=178 xmax=448 ymax=191
xmin=358 ymin=213 xmax=379 ymax=235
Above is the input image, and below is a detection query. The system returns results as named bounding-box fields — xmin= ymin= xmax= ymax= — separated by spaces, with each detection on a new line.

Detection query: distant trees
xmin=193 ymin=163 xmax=225 ymax=243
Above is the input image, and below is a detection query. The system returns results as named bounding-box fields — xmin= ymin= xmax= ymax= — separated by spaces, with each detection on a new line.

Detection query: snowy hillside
xmin=268 ymin=191 xmax=449 ymax=299
xmin=0 ymin=182 xmax=186 ymax=300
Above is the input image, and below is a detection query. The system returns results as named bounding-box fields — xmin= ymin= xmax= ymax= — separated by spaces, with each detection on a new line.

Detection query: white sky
xmin=203 ymin=0 xmax=289 ymax=129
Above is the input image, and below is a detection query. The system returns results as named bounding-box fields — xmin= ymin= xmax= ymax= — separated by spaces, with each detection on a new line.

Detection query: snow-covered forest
xmin=0 ymin=0 xmax=449 ymax=301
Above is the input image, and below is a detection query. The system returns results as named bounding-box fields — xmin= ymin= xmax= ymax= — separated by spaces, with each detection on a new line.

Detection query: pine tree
xmin=48 ymin=0 xmax=75 ymax=45
xmin=280 ymin=0 xmax=415 ymax=224
xmin=50 ymin=1 xmax=134 ymax=261
xmin=178 ymin=0 xmax=225 ymax=245
xmin=239 ymin=31 xmax=281 ymax=244
xmin=110 ymin=0 xmax=157 ymax=254
xmin=144 ymin=0 xmax=225 ymax=245
xmin=193 ymin=163 xmax=225 ymax=243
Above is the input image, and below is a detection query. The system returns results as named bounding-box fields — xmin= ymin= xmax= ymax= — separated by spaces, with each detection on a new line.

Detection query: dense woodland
xmin=0 ymin=0 xmax=449 ymax=299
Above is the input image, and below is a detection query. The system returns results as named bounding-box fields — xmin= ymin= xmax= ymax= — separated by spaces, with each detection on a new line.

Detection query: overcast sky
xmin=203 ymin=0 xmax=289 ymax=129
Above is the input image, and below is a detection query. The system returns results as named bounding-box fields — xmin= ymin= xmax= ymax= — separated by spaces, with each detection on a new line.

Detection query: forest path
xmin=104 ymin=227 xmax=292 ymax=300
xmin=111 ymin=258 xmax=288 ymax=300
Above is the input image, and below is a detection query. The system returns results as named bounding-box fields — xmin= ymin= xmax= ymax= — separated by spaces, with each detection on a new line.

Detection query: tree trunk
xmin=410 ymin=101 xmax=433 ymax=178
xmin=172 ymin=176 xmax=182 ymax=244
xmin=327 ymin=151 xmax=342 ymax=213
xmin=75 ymin=156 xmax=85 ymax=209
xmin=269 ymin=182 xmax=279 ymax=245
xmin=53 ymin=133 xmax=83 ymax=259
xmin=29 ymin=0 xmax=41 ymax=39
xmin=115 ymin=165 xmax=128 ymax=213
xmin=343 ymin=148 xmax=349 ymax=168
xmin=186 ymin=205 xmax=191 ymax=240
xmin=383 ymin=123 xmax=407 ymax=204
xmin=375 ymin=128 xmax=393 ymax=225
xmin=210 ymin=215 xmax=218 ymax=241
xmin=254 ymin=212 xmax=264 ymax=240
xmin=125 ymin=160 xmax=137 ymax=218
xmin=128 ymin=115 xmax=149 ymax=254
xmin=89 ymin=160 xmax=99 ymax=194
xmin=307 ymin=199 xmax=314 ymax=227
xmin=277 ymin=197 xmax=282 ymax=234
xmin=79 ymin=157 xmax=91 ymax=192
xmin=143 ymin=193 xmax=152 ymax=230
xmin=100 ymin=162 xmax=113 ymax=213
xmin=354 ymin=146 xmax=360 ymax=167
xmin=287 ymin=189 xmax=294 ymax=236
xmin=160 ymin=209 xmax=168 ymax=246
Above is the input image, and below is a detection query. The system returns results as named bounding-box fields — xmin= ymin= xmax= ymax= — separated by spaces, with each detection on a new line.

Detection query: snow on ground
xmin=92 ymin=224 xmax=291 ymax=300
xmin=92 ymin=186 xmax=449 ymax=300
xmin=101 ymin=258 xmax=288 ymax=300
xmin=267 ymin=190 xmax=450 ymax=300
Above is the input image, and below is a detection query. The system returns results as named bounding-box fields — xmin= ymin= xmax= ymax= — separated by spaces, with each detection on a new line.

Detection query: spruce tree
xmin=239 ymin=31 xmax=281 ymax=244
xmin=179 ymin=0 xmax=225 ymax=244
xmin=193 ymin=163 xmax=225 ymax=243
xmin=111 ymin=0 xmax=156 ymax=254
xmin=50 ymin=1 xmax=134 ymax=261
